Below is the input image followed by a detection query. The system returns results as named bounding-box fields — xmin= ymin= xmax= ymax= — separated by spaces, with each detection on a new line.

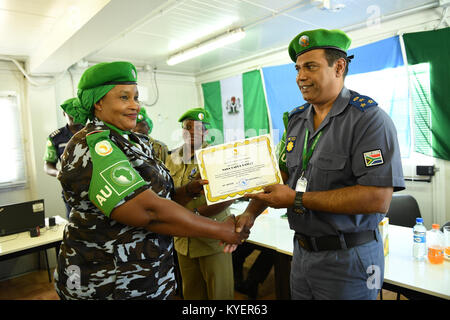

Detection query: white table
xmin=0 ymin=216 xmax=67 ymax=282
xmin=230 ymin=201 xmax=450 ymax=300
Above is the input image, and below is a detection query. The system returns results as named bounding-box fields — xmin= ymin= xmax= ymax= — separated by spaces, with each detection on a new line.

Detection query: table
xmin=229 ymin=201 xmax=450 ymax=300
xmin=0 ymin=216 xmax=67 ymax=282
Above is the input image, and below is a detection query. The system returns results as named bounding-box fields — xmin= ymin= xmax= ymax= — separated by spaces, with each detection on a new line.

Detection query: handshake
xmin=220 ymin=212 xmax=256 ymax=253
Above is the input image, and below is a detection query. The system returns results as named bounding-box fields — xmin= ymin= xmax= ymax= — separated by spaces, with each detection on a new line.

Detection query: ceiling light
xmin=167 ymin=28 xmax=246 ymax=66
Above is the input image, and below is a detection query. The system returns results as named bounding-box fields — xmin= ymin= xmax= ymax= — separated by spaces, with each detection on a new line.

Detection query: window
xmin=345 ymin=64 xmax=435 ymax=174
xmin=0 ymin=93 xmax=27 ymax=189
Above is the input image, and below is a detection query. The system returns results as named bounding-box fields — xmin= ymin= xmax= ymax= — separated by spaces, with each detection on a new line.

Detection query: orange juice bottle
xmin=427 ymin=224 xmax=444 ymax=264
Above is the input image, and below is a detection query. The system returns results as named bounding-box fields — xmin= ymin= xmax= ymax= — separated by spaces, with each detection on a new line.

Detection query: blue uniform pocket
xmin=310 ymin=151 xmax=348 ymax=190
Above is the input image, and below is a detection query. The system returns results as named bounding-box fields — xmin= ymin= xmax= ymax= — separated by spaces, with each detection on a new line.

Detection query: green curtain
xmin=403 ymin=27 xmax=450 ymax=160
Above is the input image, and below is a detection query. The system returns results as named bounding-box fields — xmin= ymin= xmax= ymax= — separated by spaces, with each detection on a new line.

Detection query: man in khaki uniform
xmin=165 ymin=107 xmax=234 ymax=300
xmin=132 ymin=107 xmax=169 ymax=163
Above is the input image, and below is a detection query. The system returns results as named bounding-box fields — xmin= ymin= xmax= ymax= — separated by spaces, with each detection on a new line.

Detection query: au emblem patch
xmin=100 ymin=160 xmax=144 ymax=196
xmin=363 ymin=150 xmax=384 ymax=167
xmin=286 ymin=136 xmax=297 ymax=153
xmin=95 ymin=140 xmax=113 ymax=156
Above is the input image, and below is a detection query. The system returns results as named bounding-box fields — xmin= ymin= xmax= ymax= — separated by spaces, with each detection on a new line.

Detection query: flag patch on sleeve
xmin=363 ymin=150 xmax=384 ymax=167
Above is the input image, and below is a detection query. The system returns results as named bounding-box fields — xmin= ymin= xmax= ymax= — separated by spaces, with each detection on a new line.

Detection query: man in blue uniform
xmin=236 ymin=29 xmax=405 ymax=299
xmin=44 ymin=98 xmax=84 ymax=219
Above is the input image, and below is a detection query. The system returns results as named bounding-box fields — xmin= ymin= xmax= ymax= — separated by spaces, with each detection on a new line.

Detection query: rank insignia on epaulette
xmin=289 ymin=103 xmax=310 ymax=118
xmin=350 ymin=95 xmax=377 ymax=111
xmin=286 ymin=136 xmax=296 ymax=153
xmin=50 ymin=129 xmax=60 ymax=138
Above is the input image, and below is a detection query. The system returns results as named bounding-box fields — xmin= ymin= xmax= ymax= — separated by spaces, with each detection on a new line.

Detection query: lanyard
xmin=302 ymin=128 xmax=322 ymax=172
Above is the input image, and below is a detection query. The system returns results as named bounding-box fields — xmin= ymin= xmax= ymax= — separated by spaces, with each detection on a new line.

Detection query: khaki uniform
xmin=165 ymin=144 xmax=234 ymax=300
xmin=149 ymin=136 xmax=169 ymax=164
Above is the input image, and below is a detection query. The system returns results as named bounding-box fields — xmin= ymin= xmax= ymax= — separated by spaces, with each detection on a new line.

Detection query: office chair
xmin=381 ymin=194 xmax=443 ymax=300
xmin=385 ymin=194 xmax=422 ymax=228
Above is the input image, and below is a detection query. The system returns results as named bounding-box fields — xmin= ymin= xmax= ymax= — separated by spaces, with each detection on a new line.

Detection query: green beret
xmin=136 ymin=107 xmax=153 ymax=134
xmin=78 ymin=61 xmax=137 ymax=90
xmin=76 ymin=61 xmax=138 ymax=125
xmin=288 ymin=29 xmax=351 ymax=62
xmin=178 ymin=107 xmax=211 ymax=124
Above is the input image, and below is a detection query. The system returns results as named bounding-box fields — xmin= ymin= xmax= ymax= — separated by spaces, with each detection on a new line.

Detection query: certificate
xmin=196 ymin=134 xmax=282 ymax=205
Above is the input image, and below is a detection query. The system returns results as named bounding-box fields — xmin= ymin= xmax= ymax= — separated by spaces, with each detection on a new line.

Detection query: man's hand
xmin=245 ymin=184 xmax=296 ymax=209
xmin=220 ymin=215 xmax=250 ymax=253
xmin=186 ymin=173 xmax=208 ymax=195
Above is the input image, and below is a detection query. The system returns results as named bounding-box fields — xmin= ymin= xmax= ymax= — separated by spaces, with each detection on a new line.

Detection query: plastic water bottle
xmin=427 ymin=224 xmax=444 ymax=264
xmin=412 ymin=218 xmax=427 ymax=261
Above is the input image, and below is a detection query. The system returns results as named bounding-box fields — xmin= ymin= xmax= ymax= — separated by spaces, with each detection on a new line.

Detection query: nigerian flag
xmin=201 ymin=70 xmax=270 ymax=145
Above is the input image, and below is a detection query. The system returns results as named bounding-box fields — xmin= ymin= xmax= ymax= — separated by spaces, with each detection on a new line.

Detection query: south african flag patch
xmin=363 ymin=149 xmax=384 ymax=167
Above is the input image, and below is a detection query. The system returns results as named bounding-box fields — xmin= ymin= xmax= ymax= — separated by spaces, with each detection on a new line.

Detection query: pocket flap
xmin=313 ymin=151 xmax=347 ymax=171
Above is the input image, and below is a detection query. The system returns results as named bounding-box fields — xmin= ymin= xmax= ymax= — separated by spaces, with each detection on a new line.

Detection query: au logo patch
xmin=100 ymin=160 xmax=144 ymax=196
xmin=286 ymin=136 xmax=297 ymax=153
xmin=111 ymin=165 xmax=137 ymax=186
xmin=95 ymin=140 xmax=113 ymax=156
xmin=363 ymin=150 xmax=384 ymax=167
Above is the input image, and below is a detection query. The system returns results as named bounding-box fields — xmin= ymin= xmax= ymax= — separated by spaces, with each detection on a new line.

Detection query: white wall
xmin=138 ymin=71 xmax=199 ymax=151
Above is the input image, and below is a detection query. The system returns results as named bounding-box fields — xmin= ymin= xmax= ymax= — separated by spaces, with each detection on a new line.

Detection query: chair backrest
xmin=386 ymin=194 xmax=422 ymax=228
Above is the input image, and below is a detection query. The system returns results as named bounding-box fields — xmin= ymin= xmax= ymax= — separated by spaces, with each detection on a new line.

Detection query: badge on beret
xmin=95 ymin=140 xmax=113 ymax=156
xmin=299 ymin=35 xmax=310 ymax=47
xmin=137 ymin=114 xmax=144 ymax=121
xmin=198 ymin=113 xmax=204 ymax=120
xmin=363 ymin=149 xmax=384 ymax=167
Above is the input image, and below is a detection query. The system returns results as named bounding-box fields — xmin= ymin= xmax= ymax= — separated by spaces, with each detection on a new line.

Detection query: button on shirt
xmin=285 ymin=87 xmax=405 ymax=237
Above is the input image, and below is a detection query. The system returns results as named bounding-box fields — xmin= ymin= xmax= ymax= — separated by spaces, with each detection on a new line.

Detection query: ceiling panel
xmin=0 ymin=0 xmax=444 ymax=75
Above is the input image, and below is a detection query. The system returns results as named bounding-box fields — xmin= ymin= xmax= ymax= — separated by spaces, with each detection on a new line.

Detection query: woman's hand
xmin=220 ymin=215 xmax=250 ymax=253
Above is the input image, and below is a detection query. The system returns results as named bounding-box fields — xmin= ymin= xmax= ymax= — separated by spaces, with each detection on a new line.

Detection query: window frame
xmin=0 ymin=91 xmax=27 ymax=190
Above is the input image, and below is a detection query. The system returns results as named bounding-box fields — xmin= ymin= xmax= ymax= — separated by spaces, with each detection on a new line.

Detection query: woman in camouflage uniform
xmin=54 ymin=61 xmax=246 ymax=300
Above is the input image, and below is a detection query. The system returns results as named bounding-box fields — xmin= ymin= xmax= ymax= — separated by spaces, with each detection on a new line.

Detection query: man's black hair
xmin=324 ymin=48 xmax=351 ymax=78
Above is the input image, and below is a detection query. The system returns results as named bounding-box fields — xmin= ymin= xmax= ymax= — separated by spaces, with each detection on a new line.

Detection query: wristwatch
xmin=293 ymin=191 xmax=305 ymax=214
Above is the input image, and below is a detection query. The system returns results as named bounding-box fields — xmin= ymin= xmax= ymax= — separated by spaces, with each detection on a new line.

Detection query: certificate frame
xmin=196 ymin=134 xmax=282 ymax=205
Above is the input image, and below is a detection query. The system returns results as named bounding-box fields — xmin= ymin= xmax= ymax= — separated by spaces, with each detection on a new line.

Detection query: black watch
xmin=293 ymin=191 xmax=305 ymax=214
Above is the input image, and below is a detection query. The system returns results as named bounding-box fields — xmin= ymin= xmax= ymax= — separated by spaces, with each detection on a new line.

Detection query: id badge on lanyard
xmin=295 ymin=129 xmax=322 ymax=193
xmin=295 ymin=173 xmax=308 ymax=192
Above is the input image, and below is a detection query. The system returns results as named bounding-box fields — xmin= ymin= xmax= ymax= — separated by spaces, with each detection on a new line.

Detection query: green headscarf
xmin=136 ymin=107 xmax=153 ymax=134
xmin=60 ymin=97 xmax=86 ymax=124
xmin=75 ymin=61 xmax=138 ymax=125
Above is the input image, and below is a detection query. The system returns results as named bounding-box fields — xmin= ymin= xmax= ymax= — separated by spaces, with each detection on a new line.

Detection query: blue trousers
xmin=290 ymin=231 xmax=384 ymax=300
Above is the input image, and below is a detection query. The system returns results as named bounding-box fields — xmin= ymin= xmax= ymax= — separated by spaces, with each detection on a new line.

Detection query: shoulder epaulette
xmin=349 ymin=95 xmax=378 ymax=112
xmin=288 ymin=103 xmax=310 ymax=119
xmin=49 ymin=128 xmax=61 ymax=138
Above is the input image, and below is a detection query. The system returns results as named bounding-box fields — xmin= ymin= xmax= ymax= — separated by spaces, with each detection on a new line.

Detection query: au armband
xmin=86 ymin=130 xmax=146 ymax=217
xmin=44 ymin=138 xmax=57 ymax=162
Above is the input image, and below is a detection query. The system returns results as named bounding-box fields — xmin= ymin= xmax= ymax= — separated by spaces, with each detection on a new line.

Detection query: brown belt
xmin=295 ymin=230 xmax=377 ymax=252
